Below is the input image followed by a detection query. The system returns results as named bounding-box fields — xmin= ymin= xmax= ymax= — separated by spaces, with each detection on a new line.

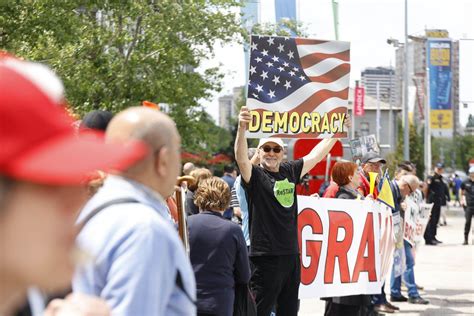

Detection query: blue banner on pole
xmin=427 ymin=39 xmax=452 ymax=110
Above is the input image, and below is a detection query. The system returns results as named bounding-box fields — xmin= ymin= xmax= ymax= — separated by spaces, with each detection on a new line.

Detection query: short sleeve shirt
xmin=243 ymin=159 xmax=304 ymax=256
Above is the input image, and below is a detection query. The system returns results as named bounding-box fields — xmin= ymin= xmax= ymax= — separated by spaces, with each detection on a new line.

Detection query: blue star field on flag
xmin=248 ymin=35 xmax=310 ymax=103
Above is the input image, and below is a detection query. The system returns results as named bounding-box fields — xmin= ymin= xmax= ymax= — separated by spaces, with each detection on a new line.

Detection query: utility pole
xmin=403 ymin=0 xmax=410 ymax=161
xmin=424 ymin=66 xmax=432 ymax=178
xmin=376 ymin=81 xmax=381 ymax=143
xmin=388 ymin=65 xmax=393 ymax=150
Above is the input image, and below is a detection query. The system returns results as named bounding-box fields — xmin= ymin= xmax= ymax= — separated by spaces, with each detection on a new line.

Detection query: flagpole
xmin=331 ymin=0 xmax=339 ymax=40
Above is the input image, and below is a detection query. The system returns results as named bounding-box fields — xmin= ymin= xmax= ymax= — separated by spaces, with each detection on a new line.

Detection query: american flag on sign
xmin=246 ymin=35 xmax=350 ymax=139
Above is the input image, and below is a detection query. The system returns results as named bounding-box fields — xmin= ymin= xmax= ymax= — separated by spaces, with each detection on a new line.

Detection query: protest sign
xmin=350 ymin=134 xmax=380 ymax=160
xmin=403 ymin=197 xmax=418 ymax=246
xmin=246 ymin=35 xmax=350 ymax=139
xmin=415 ymin=203 xmax=432 ymax=243
xmin=403 ymin=191 xmax=433 ymax=246
xmin=297 ymin=196 xmax=393 ymax=298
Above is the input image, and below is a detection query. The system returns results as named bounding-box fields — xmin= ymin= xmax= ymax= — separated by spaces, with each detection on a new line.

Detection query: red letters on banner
xmin=324 ymin=211 xmax=353 ymax=284
xmin=352 ymin=213 xmax=377 ymax=282
xmin=298 ymin=208 xmax=377 ymax=285
xmin=298 ymin=208 xmax=323 ymax=285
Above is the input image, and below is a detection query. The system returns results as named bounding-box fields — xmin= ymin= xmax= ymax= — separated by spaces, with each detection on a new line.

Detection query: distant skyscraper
xmin=361 ymin=67 xmax=397 ymax=105
xmin=218 ymin=86 xmax=244 ymax=130
xmin=242 ymin=1 xmax=260 ymax=85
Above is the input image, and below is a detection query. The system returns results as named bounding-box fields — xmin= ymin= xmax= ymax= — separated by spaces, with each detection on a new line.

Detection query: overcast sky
xmin=201 ymin=0 xmax=474 ymax=125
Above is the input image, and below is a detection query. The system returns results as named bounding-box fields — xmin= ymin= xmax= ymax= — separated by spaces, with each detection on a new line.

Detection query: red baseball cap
xmin=0 ymin=54 xmax=148 ymax=185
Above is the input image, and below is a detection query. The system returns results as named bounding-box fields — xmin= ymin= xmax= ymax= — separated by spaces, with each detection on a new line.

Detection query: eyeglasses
xmin=261 ymin=146 xmax=282 ymax=153
xmin=404 ymin=181 xmax=414 ymax=194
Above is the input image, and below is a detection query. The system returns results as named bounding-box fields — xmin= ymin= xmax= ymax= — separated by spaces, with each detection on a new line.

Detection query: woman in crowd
xmin=187 ymin=177 xmax=250 ymax=316
xmin=324 ymin=161 xmax=375 ymax=316
xmin=185 ymin=168 xmax=212 ymax=215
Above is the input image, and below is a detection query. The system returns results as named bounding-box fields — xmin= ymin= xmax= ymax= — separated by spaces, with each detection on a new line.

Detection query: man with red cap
xmin=0 ymin=54 xmax=146 ymax=314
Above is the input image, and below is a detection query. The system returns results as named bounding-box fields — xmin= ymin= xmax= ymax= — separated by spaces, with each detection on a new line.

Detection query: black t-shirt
xmin=461 ymin=179 xmax=474 ymax=209
xmin=243 ymin=159 xmax=304 ymax=256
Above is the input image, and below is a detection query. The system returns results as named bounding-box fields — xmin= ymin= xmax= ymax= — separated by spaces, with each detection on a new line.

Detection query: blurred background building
xmin=218 ymin=86 xmax=243 ymax=130
xmin=361 ymin=67 xmax=397 ymax=104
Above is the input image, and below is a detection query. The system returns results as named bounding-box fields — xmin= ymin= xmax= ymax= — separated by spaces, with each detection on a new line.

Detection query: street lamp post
xmin=403 ymin=0 xmax=410 ymax=161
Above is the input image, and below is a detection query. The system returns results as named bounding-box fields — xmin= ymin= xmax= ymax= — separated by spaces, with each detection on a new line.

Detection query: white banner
xmin=297 ymin=196 xmax=394 ymax=298
xmin=404 ymin=192 xmax=433 ymax=246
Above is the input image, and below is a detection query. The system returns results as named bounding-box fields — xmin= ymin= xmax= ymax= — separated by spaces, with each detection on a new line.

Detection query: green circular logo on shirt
xmin=274 ymin=179 xmax=295 ymax=208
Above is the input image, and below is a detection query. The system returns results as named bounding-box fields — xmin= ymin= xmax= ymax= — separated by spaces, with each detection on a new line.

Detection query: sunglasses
xmin=261 ymin=146 xmax=283 ymax=153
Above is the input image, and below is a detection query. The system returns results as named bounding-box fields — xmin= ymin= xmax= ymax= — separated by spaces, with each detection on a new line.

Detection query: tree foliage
xmin=0 ymin=0 xmax=243 ymax=152
xmin=431 ymin=135 xmax=474 ymax=172
xmin=387 ymin=119 xmax=425 ymax=178
xmin=248 ymin=19 xmax=308 ymax=38
xmin=389 ymin=117 xmax=474 ymax=178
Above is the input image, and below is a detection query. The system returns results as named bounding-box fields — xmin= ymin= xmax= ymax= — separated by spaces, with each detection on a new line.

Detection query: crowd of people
xmin=1 ymin=53 xmax=473 ymax=316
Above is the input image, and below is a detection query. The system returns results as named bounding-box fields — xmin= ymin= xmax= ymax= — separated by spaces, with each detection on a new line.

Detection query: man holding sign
xmin=235 ymin=107 xmax=347 ymax=315
xmin=237 ymin=34 xmax=351 ymax=315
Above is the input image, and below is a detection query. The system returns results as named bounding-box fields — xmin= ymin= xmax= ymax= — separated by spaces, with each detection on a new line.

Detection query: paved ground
xmin=299 ymin=208 xmax=474 ymax=315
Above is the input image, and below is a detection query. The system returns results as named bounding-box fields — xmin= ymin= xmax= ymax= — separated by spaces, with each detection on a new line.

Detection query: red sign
xmin=354 ymin=87 xmax=365 ymax=117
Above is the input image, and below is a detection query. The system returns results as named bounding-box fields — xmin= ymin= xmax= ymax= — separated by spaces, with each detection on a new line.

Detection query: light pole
xmin=403 ymin=0 xmax=410 ymax=161
xmin=387 ymin=38 xmax=402 ymax=155
xmin=386 ymin=3 xmax=410 ymax=162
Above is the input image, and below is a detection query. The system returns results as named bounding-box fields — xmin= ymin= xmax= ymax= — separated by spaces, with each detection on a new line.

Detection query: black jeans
xmin=250 ymin=254 xmax=300 ymax=316
xmin=465 ymin=207 xmax=473 ymax=238
xmin=424 ymin=203 xmax=441 ymax=241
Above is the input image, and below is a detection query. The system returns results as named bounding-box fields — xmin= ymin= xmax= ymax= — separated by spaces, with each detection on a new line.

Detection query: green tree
xmin=0 ymin=1 xmax=243 ymax=152
xmin=390 ymin=117 xmax=474 ymax=177
xmin=248 ymin=19 xmax=308 ymax=38
xmin=392 ymin=119 xmax=425 ymax=178
xmin=432 ymin=135 xmax=474 ymax=171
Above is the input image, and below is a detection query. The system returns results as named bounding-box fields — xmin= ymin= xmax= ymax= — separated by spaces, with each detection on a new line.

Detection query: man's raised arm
xmin=301 ymin=138 xmax=338 ymax=177
xmin=235 ymin=107 xmax=252 ymax=183
xmin=300 ymin=115 xmax=350 ymax=177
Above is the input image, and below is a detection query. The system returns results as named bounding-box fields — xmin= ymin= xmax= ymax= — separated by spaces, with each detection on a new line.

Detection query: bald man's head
xmin=106 ymin=107 xmax=181 ymax=197
xmin=106 ymin=107 xmax=176 ymax=149
xmin=183 ymin=162 xmax=196 ymax=176
xmin=398 ymin=174 xmax=420 ymax=198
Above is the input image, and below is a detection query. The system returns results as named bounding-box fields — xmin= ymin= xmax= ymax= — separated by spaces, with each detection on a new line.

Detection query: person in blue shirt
xmin=73 ymin=107 xmax=196 ymax=316
xmin=188 ymin=177 xmax=250 ymax=316
xmin=453 ymin=174 xmax=463 ymax=207
xmin=230 ymin=148 xmax=258 ymax=247
xmin=221 ymin=164 xmax=237 ymax=219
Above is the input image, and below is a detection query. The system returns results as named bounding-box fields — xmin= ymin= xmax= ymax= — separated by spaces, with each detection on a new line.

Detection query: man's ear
xmin=154 ymin=146 xmax=169 ymax=177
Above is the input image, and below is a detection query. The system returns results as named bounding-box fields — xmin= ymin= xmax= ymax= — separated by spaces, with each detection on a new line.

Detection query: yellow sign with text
xmin=248 ymin=110 xmax=346 ymax=135
xmin=430 ymin=110 xmax=453 ymax=129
